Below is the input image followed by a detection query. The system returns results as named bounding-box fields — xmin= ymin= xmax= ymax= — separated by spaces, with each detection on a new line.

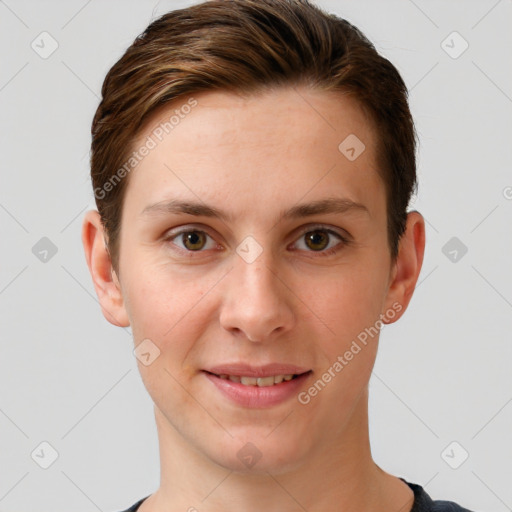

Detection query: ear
xmin=382 ymin=211 xmax=425 ymax=324
xmin=81 ymin=210 xmax=130 ymax=327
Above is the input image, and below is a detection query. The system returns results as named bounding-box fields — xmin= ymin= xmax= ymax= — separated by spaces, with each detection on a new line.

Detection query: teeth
xmin=256 ymin=376 xmax=275 ymax=387
xmin=218 ymin=374 xmax=297 ymax=386
xmin=240 ymin=376 xmax=258 ymax=386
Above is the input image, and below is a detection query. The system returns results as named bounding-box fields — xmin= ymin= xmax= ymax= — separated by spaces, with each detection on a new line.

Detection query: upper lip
xmin=204 ymin=363 xmax=311 ymax=378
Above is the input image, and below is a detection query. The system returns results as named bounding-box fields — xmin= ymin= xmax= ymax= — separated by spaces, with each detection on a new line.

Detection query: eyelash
xmin=163 ymin=224 xmax=350 ymax=258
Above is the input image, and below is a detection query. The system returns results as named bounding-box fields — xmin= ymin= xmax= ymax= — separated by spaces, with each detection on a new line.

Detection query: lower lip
xmin=203 ymin=371 xmax=312 ymax=408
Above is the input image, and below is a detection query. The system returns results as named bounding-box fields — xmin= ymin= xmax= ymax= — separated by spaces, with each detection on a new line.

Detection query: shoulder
xmin=116 ymin=484 xmax=477 ymax=512
xmin=430 ymin=500 xmax=475 ymax=512
xmin=402 ymin=479 xmax=475 ymax=512
xmin=114 ymin=495 xmax=149 ymax=512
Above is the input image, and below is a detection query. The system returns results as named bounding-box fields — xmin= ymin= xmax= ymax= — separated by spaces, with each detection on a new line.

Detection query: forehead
xmin=125 ymin=86 xmax=384 ymax=220
xmin=138 ymin=86 xmax=377 ymax=152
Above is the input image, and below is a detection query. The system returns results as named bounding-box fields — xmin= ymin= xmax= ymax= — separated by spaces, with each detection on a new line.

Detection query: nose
xmin=219 ymin=248 xmax=295 ymax=343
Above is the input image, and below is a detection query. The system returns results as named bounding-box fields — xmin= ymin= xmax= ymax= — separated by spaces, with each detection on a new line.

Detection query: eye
xmin=164 ymin=224 xmax=350 ymax=257
xmin=164 ymin=228 xmax=217 ymax=253
xmin=292 ymin=225 xmax=349 ymax=256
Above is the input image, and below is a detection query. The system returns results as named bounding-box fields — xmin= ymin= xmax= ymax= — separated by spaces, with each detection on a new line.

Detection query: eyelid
xmin=294 ymin=223 xmax=350 ymax=240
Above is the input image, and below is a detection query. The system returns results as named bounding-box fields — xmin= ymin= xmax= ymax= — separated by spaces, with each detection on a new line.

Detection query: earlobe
xmin=382 ymin=211 xmax=426 ymax=324
xmin=81 ymin=210 xmax=130 ymax=327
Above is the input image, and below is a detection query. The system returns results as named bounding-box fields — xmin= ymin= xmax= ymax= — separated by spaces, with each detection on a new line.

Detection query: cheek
xmin=300 ymin=267 xmax=384 ymax=418
xmin=124 ymin=271 xmax=207 ymax=401
xmin=301 ymin=262 xmax=388 ymax=346
xmin=122 ymin=261 xmax=223 ymax=365
xmin=126 ymin=275 xmax=196 ymax=339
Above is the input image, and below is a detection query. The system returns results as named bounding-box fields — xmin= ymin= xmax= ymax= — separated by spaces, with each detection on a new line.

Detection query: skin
xmin=82 ymin=86 xmax=425 ymax=512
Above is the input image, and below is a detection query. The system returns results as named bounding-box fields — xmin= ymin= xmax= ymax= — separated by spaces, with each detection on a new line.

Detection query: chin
xmin=208 ymin=430 xmax=308 ymax=475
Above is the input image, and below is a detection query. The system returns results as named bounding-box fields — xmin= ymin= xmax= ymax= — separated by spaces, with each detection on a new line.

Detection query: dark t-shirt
xmin=117 ymin=478 xmax=475 ymax=511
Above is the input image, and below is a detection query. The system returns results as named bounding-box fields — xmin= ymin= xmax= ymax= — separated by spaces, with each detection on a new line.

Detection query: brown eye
xmin=293 ymin=225 xmax=348 ymax=256
xmin=165 ymin=228 xmax=217 ymax=254
xmin=304 ymin=230 xmax=329 ymax=251
xmin=180 ymin=231 xmax=207 ymax=251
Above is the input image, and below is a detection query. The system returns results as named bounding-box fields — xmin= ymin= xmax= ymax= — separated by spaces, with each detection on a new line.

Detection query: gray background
xmin=1 ymin=0 xmax=511 ymax=511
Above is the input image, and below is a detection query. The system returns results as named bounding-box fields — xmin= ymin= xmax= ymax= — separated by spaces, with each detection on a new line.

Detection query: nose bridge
xmin=234 ymin=246 xmax=282 ymax=311
xmin=219 ymin=244 xmax=294 ymax=341
xmin=239 ymin=251 xmax=278 ymax=299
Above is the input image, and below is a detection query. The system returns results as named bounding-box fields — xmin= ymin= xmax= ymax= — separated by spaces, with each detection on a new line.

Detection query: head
xmin=83 ymin=0 xmax=424 ymax=473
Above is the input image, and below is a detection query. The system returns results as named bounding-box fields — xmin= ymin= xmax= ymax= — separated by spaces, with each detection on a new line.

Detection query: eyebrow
xmin=141 ymin=196 xmax=370 ymax=222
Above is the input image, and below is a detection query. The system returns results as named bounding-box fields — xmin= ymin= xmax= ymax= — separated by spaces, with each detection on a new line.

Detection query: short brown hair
xmin=90 ymin=0 xmax=417 ymax=273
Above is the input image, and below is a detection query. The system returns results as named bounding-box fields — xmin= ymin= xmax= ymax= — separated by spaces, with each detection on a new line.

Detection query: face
xmin=107 ymin=87 xmax=404 ymax=473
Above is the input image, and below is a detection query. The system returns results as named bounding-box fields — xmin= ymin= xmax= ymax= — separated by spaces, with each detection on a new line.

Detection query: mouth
xmin=203 ymin=371 xmax=307 ymax=387
xmin=202 ymin=365 xmax=313 ymax=408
